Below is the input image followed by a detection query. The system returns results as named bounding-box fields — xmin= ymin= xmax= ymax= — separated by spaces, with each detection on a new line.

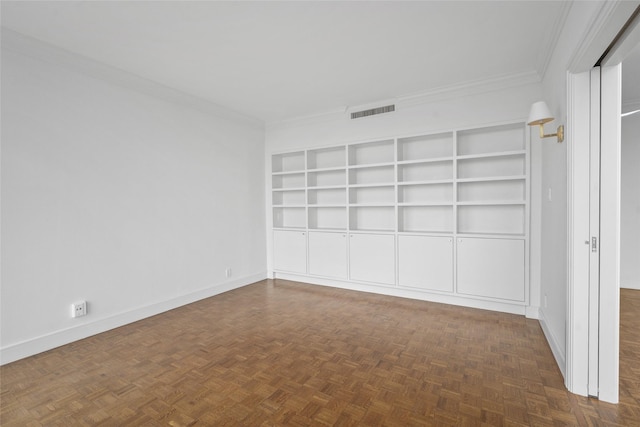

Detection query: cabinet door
xmin=457 ymin=237 xmax=525 ymax=301
xmin=309 ymin=232 xmax=347 ymax=278
xmin=349 ymin=233 xmax=395 ymax=285
xmin=398 ymin=235 xmax=453 ymax=292
xmin=273 ymin=230 xmax=307 ymax=273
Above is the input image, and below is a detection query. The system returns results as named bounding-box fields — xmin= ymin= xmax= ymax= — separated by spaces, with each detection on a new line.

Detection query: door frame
xmin=565 ymin=1 xmax=638 ymax=403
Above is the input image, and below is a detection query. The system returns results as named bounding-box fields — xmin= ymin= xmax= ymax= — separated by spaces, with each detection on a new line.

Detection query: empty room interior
xmin=2 ymin=1 xmax=640 ymax=426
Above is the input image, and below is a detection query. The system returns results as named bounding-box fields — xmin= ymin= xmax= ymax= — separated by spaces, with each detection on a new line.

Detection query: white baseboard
xmin=621 ymin=279 xmax=640 ymax=290
xmin=525 ymin=305 xmax=540 ymax=319
xmin=538 ymin=307 xmax=566 ymax=378
xmin=274 ymin=272 xmax=528 ymax=315
xmin=0 ymin=272 xmax=267 ymax=366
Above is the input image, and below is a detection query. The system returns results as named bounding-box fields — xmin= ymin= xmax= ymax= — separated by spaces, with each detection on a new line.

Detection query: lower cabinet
xmin=308 ymin=231 xmax=347 ymax=279
xmin=349 ymin=233 xmax=395 ymax=285
xmin=456 ymin=237 xmax=525 ymax=301
xmin=273 ymin=231 xmax=526 ymax=306
xmin=398 ymin=235 xmax=453 ymax=292
xmin=273 ymin=230 xmax=307 ymax=274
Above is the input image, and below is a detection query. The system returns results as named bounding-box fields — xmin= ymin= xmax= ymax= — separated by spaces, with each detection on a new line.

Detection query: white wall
xmin=621 ymin=112 xmax=640 ymax=289
xmin=1 ymin=37 xmax=267 ymax=364
xmin=265 ymin=80 xmax=543 ymax=315
xmin=535 ymin=0 xmax=610 ymax=379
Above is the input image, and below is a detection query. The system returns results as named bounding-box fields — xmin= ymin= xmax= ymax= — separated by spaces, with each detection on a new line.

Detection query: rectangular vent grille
xmin=351 ymin=104 xmax=395 ymax=119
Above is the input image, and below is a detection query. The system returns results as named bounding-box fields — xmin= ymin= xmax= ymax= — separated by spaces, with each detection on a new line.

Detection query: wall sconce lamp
xmin=527 ymin=101 xmax=564 ymax=143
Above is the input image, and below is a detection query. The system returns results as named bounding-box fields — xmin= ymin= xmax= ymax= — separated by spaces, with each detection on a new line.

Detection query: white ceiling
xmin=1 ymin=1 xmax=568 ymax=123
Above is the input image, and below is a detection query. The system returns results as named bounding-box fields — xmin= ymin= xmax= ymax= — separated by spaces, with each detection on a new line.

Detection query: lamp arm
xmin=537 ymin=123 xmax=564 ymax=143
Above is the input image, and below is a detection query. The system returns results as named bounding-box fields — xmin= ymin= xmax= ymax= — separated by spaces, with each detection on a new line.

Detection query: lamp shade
xmin=527 ymin=101 xmax=554 ymax=126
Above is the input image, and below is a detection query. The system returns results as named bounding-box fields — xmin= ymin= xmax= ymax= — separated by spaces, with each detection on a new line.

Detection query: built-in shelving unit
xmin=271 ymin=121 xmax=529 ymax=310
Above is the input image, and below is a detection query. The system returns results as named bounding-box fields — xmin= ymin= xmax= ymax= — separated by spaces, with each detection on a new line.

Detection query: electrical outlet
xmin=72 ymin=301 xmax=87 ymax=318
xmin=225 ymin=268 xmax=232 ymax=278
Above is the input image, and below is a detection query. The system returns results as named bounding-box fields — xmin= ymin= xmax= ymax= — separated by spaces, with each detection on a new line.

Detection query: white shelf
xmin=457 ymin=232 xmax=526 ymax=239
xmin=272 ymin=169 xmax=306 ymax=176
xmin=456 ymin=175 xmax=525 ymax=183
xmin=307 ymin=146 xmax=346 ymax=170
xmin=398 ymin=230 xmax=453 ymax=236
xmin=348 ymin=162 xmax=395 ymax=170
xmin=349 ymin=183 xmax=395 ymax=189
xmin=397 ymin=132 xmax=453 ymax=162
xmin=457 ymin=123 xmax=525 ymax=156
xmin=309 ymin=206 xmax=346 ymax=230
xmin=349 ymin=186 xmax=395 ymax=205
xmin=457 ymin=204 xmax=525 ymax=235
xmin=349 ymin=206 xmax=395 ymax=232
xmin=398 ymin=183 xmax=452 ymax=204
xmin=272 ymin=151 xmax=305 ymax=173
xmin=398 ymin=161 xmax=453 ymax=182
xmin=456 ymin=150 xmax=526 ymax=160
xmin=308 ymin=169 xmax=346 ymax=187
xmin=272 ymin=187 xmax=306 ymax=192
xmin=456 ymin=200 xmax=525 ymax=206
xmin=397 ymin=156 xmax=454 ymax=165
xmin=307 ymin=166 xmax=346 ymax=173
xmin=349 ymin=165 xmax=395 ymax=186
xmin=397 ymin=179 xmax=454 ymax=186
xmin=271 ymin=122 xmax=529 ymax=306
xmin=273 ymin=206 xmax=307 ymax=229
xmin=349 ymin=203 xmax=396 ymax=207
xmin=273 ymin=226 xmax=306 ymax=231
xmin=348 ymin=139 xmax=395 ymax=166
xmin=457 ymin=156 xmax=525 ymax=179
xmin=398 ymin=202 xmax=454 ymax=207
xmin=399 ymin=205 xmax=453 ymax=233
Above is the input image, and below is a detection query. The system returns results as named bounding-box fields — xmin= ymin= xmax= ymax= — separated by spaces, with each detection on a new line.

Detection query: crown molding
xmin=537 ymin=0 xmax=573 ymax=81
xmin=1 ymin=27 xmax=264 ymax=129
xmin=567 ymin=0 xmax=640 ymax=73
xmin=267 ymin=70 xmax=541 ymax=129
xmin=395 ymin=70 xmax=541 ymax=108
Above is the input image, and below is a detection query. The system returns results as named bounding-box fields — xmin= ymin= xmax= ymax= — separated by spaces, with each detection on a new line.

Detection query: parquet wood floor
xmin=1 ymin=280 xmax=639 ymax=426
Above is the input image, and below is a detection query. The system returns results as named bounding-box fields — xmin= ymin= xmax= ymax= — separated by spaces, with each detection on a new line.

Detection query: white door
xmin=349 ymin=233 xmax=395 ymax=285
xmin=398 ymin=235 xmax=453 ymax=292
xmin=457 ymin=237 xmax=525 ymax=301
xmin=569 ymin=64 xmax=622 ymax=403
xmin=273 ymin=230 xmax=307 ymax=274
xmin=308 ymin=231 xmax=347 ymax=279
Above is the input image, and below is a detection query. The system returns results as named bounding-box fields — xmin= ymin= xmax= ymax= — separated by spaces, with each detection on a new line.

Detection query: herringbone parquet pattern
xmin=1 ymin=280 xmax=639 ymax=426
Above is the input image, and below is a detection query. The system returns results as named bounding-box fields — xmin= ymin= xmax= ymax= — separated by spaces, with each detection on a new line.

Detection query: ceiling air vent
xmin=351 ymin=104 xmax=395 ymax=119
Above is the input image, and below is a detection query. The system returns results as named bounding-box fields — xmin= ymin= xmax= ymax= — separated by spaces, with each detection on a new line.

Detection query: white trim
xmin=588 ymin=67 xmax=601 ymax=398
xmin=601 ymin=8 xmax=640 ymax=66
xmin=0 ymin=273 xmax=268 ymax=366
xmin=621 ymin=280 xmax=640 ymax=290
xmin=566 ymin=70 xmax=591 ymax=397
xmin=598 ymin=64 xmax=621 ymax=404
xmin=567 ymin=1 xmax=640 ymax=73
xmin=273 ymin=273 xmax=527 ymax=316
xmin=267 ymin=72 xmax=541 ymax=128
xmin=539 ymin=307 xmax=566 ymax=378
xmin=537 ymin=1 xmax=573 ymax=80
xmin=525 ymin=305 xmax=540 ymax=319
xmin=1 ymin=28 xmax=264 ymax=129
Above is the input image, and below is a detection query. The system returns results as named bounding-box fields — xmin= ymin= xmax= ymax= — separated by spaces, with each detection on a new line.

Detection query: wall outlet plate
xmin=72 ymin=301 xmax=87 ymax=318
